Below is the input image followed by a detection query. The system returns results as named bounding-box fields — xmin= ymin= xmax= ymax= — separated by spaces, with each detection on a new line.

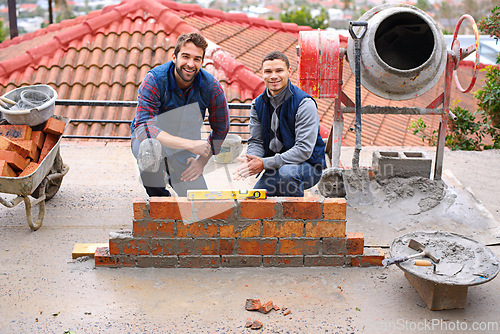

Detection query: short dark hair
xmin=261 ymin=51 xmax=290 ymax=69
xmin=174 ymin=32 xmax=208 ymax=59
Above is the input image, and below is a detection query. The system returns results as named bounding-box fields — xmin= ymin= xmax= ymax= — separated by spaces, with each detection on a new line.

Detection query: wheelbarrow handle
xmin=349 ymin=21 xmax=368 ymax=40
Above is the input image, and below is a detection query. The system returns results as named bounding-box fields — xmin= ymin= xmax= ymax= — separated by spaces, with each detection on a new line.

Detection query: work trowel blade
xmin=434 ymin=263 xmax=464 ymax=276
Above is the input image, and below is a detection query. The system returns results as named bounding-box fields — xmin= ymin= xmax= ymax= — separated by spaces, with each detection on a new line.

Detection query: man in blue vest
xmin=131 ymin=32 xmax=229 ymax=197
xmin=234 ymin=51 xmax=326 ymax=196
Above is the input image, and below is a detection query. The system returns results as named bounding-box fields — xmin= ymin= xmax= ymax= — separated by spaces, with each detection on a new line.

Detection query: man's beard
xmin=175 ymin=63 xmax=198 ymax=84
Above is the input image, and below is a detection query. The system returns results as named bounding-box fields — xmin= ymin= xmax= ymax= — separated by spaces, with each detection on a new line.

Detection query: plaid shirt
xmin=132 ymin=63 xmax=229 ymax=155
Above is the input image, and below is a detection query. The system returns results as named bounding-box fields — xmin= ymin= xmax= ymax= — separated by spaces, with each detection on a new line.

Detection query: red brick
xmin=278 ymin=239 xmax=321 ymax=255
xmin=282 ymin=198 xmax=322 ymax=219
xmin=360 ymin=248 xmax=385 ymax=267
xmin=31 ymin=131 xmax=45 ymax=149
xmin=0 ymin=160 xmax=16 ymax=177
xmin=42 ymin=117 xmax=66 ymax=136
xmin=323 ymin=198 xmax=346 ymax=220
xmin=150 ymin=197 xmax=191 ymax=220
xmin=39 ymin=133 xmax=58 ymax=163
xmin=177 ymin=239 xmax=194 ymax=255
xmin=157 ymin=221 xmax=175 ymax=237
xmin=137 ymin=256 xmax=178 ymax=268
xmin=176 ymin=221 xmax=218 ymax=238
xmin=12 ymin=140 xmax=38 ymax=160
xmin=133 ymin=197 xmax=147 ymax=220
xmin=0 ymin=136 xmax=30 ymax=158
xmin=219 ymin=239 xmax=235 ymax=255
xmin=240 ymin=199 xmax=277 ymax=219
xmin=18 ymin=162 xmax=39 ymax=177
xmin=350 ymin=257 xmax=360 ymax=267
xmin=263 ymin=220 xmax=303 ymax=237
xmin=191 ymin=200 xmax=235 ymax=221
xmin=194 ymin=239 xmax=219 ymax=255
xmin=236 ymin=239 xmax=261 ymax=255
xmin=220 ymin=221 xmax=261 ymax=238
xmin=149 ymin=240 xmax=163 ymax=256
xmin=123 ymin=240 xmax=141 ymax=255
xmin=323 ymin=238 xmax=347 ymax=255
xmin=133 ymin=220 xmax=156 ymax=237
xmin=263 ymin=255 xmax=304 ymax=267
xmin=179 ymin=256 xmax=221 ymax=268
xmin=304 ymin=255 xmax=345 ymax=266
xmin=221 ymin=255 xmax=262 ymax=267
xmin=262 ymin=239 xmax=278 ymax=255
xmin=0 ymin=125 xmax=32 ymax=140
xmin=0 ymin=150 xmax=28 ymax=171
xmin=94 ymin=247 xmax=118 ymax=267
xmin=305 ymin=221 xmax=346 ymax=238
xmin=108 ymin=240 xmax=120 ymax=255
xmin=346 ymin=232 xmax=364 ymax=255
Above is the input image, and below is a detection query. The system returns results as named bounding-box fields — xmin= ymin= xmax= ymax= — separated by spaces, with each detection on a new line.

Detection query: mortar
xmin=389 ymin=231 xmax=499 ymax=310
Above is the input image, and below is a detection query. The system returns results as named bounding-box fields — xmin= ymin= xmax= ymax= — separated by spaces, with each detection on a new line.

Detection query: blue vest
xmin=254 ymin=83 xmax=326 ymax=166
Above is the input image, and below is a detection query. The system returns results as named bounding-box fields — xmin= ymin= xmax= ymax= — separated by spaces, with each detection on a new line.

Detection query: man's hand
xmin=188 ymin=140 xmax=211 ymax=157
xmin=233 ymin=154 xmax=264 ymax=180
xmin=181 ymin=157 xmax=206 ymax=182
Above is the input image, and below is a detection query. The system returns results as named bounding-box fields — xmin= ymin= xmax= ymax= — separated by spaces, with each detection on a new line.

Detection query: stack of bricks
xmin=96 ymin=197 xmax=385 ymax=268
xmin=0 ymin=117 xmax=65 ymax=178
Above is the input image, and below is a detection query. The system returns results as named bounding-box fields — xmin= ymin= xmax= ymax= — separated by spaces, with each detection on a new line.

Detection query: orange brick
xmin=191 ymin=200 xmax=235 ymax=221
xmin=0 ymin=136 xmax=29 ymax=158
xmin=346 ymin=232 xmax=364 ymax=255
xmin=219 ymin=224 xmax=237 ymax=238
xmin=176 ymin=221 xmax=218 ymax=238
xmin=0 ymin=160 xmax=16 ymax=177
xmin=133 ymin=197 xmax=147 ymax=220
xmin=108 ymin=240 xmax=120 ymax=255
xmin=157 ymin=221 xmax=175 ymax=237
xmin=278 ymin=239 xmax=321 ymax=255
xmin=18 ymin=162 xmax=39 ymax=177
xmin=42 ymin=117 xmax=66 ymax=136
xmin=323 ymin=198 xmax=346 ymax=220
xmin=220 ymin=221 xmax=261 ymax=238
xmin=282 ymin=198 xmax=322 ymax=219
xmin=31 ymin=131 xmax=45 ymax=149
xmin=263 ymin=220 xmax=303 ymax=237
xmin=240 ymin=199 xmax=277 ymax=219
xmin=0 ymin=150 xmax=28 ymax=171
xmin=360 ymin=248 xmax=385 ymax=267
xmin=305 ymin=221 xmax=346 ymax=238
xmin=0 ymin=125 xmax=32 ymax=140
xmin=150 ymin=197 xmax=191 ymax=220
xmin=39 ymin=133 xmax=58 ymax=163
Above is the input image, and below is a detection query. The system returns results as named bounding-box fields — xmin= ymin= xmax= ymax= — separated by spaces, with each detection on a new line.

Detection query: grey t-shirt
xmin=247 ymin=85 xmax=320 ymax=170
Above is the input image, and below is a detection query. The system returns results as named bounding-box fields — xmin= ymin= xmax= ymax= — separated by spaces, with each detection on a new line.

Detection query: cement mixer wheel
xmin=452 ymin=14 xmax=480 ymax=93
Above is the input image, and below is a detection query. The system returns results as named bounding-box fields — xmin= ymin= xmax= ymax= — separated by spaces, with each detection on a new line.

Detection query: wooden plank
xmin=72 ymin=243 xmax=109 ymax=259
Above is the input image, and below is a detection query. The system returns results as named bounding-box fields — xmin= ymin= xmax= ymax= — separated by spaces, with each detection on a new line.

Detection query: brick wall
xmin=95 ymin=197 xmax=384 ymax=268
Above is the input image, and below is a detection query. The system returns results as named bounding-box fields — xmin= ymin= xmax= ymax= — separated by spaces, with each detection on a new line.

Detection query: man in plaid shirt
xmin=131 ymin=32 xmax=229 ymax=197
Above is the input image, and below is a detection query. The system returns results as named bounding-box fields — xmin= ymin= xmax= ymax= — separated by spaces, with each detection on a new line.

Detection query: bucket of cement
xmin=214 ymin=134 xmax=243 ymax=164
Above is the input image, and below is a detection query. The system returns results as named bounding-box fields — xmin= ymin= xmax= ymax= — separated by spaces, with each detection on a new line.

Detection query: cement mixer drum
xmin=347 ymin=4 xmax=447 ymax=100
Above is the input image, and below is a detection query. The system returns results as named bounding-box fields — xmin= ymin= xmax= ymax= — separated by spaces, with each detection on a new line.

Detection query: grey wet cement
xmin=0 ymin=143 xmax=499 ymax=333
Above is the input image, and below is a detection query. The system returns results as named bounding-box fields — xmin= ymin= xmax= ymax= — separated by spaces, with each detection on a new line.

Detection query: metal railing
xmin=54 ymin=100 xmax=252 ymax=141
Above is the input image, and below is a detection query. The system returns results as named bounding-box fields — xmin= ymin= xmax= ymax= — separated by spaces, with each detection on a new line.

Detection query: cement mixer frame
xmin=298 ymin=4 xmax=480 ymax=181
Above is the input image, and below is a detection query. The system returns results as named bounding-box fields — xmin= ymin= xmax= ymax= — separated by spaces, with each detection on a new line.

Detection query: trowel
xmin=413 ymin=259 xmax=464 ymax=276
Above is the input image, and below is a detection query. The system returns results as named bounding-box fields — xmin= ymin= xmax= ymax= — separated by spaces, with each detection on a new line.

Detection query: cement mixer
xmin=297 ymin=4 xmax=480 ymax=198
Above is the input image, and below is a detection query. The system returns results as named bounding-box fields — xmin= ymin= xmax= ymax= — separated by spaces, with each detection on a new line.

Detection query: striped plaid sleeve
xmin=134 ymin=72 xmax=162 ymax=141
xmin=207 ymin=77 xmax=230 ymax=155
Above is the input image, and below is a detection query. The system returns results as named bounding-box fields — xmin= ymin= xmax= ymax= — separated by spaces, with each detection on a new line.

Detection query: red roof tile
xmin=0 ymin=0 xmax=492 ymax=146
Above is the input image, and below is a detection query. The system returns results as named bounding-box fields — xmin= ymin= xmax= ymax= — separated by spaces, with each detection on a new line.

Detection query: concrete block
xmin=373 ymin=150 xmax=432 ymax=179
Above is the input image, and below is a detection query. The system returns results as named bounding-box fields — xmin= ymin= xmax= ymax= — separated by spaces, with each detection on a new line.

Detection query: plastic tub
xmin=0 ymin=85 xmax=58 ymax=126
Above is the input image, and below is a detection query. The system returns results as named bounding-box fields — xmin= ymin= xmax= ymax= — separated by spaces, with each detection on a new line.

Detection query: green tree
xmin=0 ymin=19 xmax=7 ymax=43
xmin=280 ymin=6 xmax=329 ymax=29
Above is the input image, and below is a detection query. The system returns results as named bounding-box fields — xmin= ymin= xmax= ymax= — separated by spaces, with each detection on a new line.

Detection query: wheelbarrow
xmin=0 ymin=115 xmax=70 ymax=230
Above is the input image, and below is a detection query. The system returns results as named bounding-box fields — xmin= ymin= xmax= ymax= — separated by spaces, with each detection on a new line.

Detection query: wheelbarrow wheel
xmin=32 ymin=150 xmax=65 ymax=201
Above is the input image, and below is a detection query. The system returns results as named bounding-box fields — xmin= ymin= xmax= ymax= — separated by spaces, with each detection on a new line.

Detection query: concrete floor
xmin=0 ymin=143 xmax=499 ymax=333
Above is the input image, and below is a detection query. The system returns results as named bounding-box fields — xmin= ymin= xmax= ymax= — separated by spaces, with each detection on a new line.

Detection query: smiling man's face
xmin=172 ymin=41 xmax=204 ymax=89
xmin=261 ymin=58 xmax=292 ymax=96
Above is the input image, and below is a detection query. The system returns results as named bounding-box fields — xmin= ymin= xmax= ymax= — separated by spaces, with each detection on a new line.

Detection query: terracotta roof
xmin=0 ymin=0 xmax=490 ymax=147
